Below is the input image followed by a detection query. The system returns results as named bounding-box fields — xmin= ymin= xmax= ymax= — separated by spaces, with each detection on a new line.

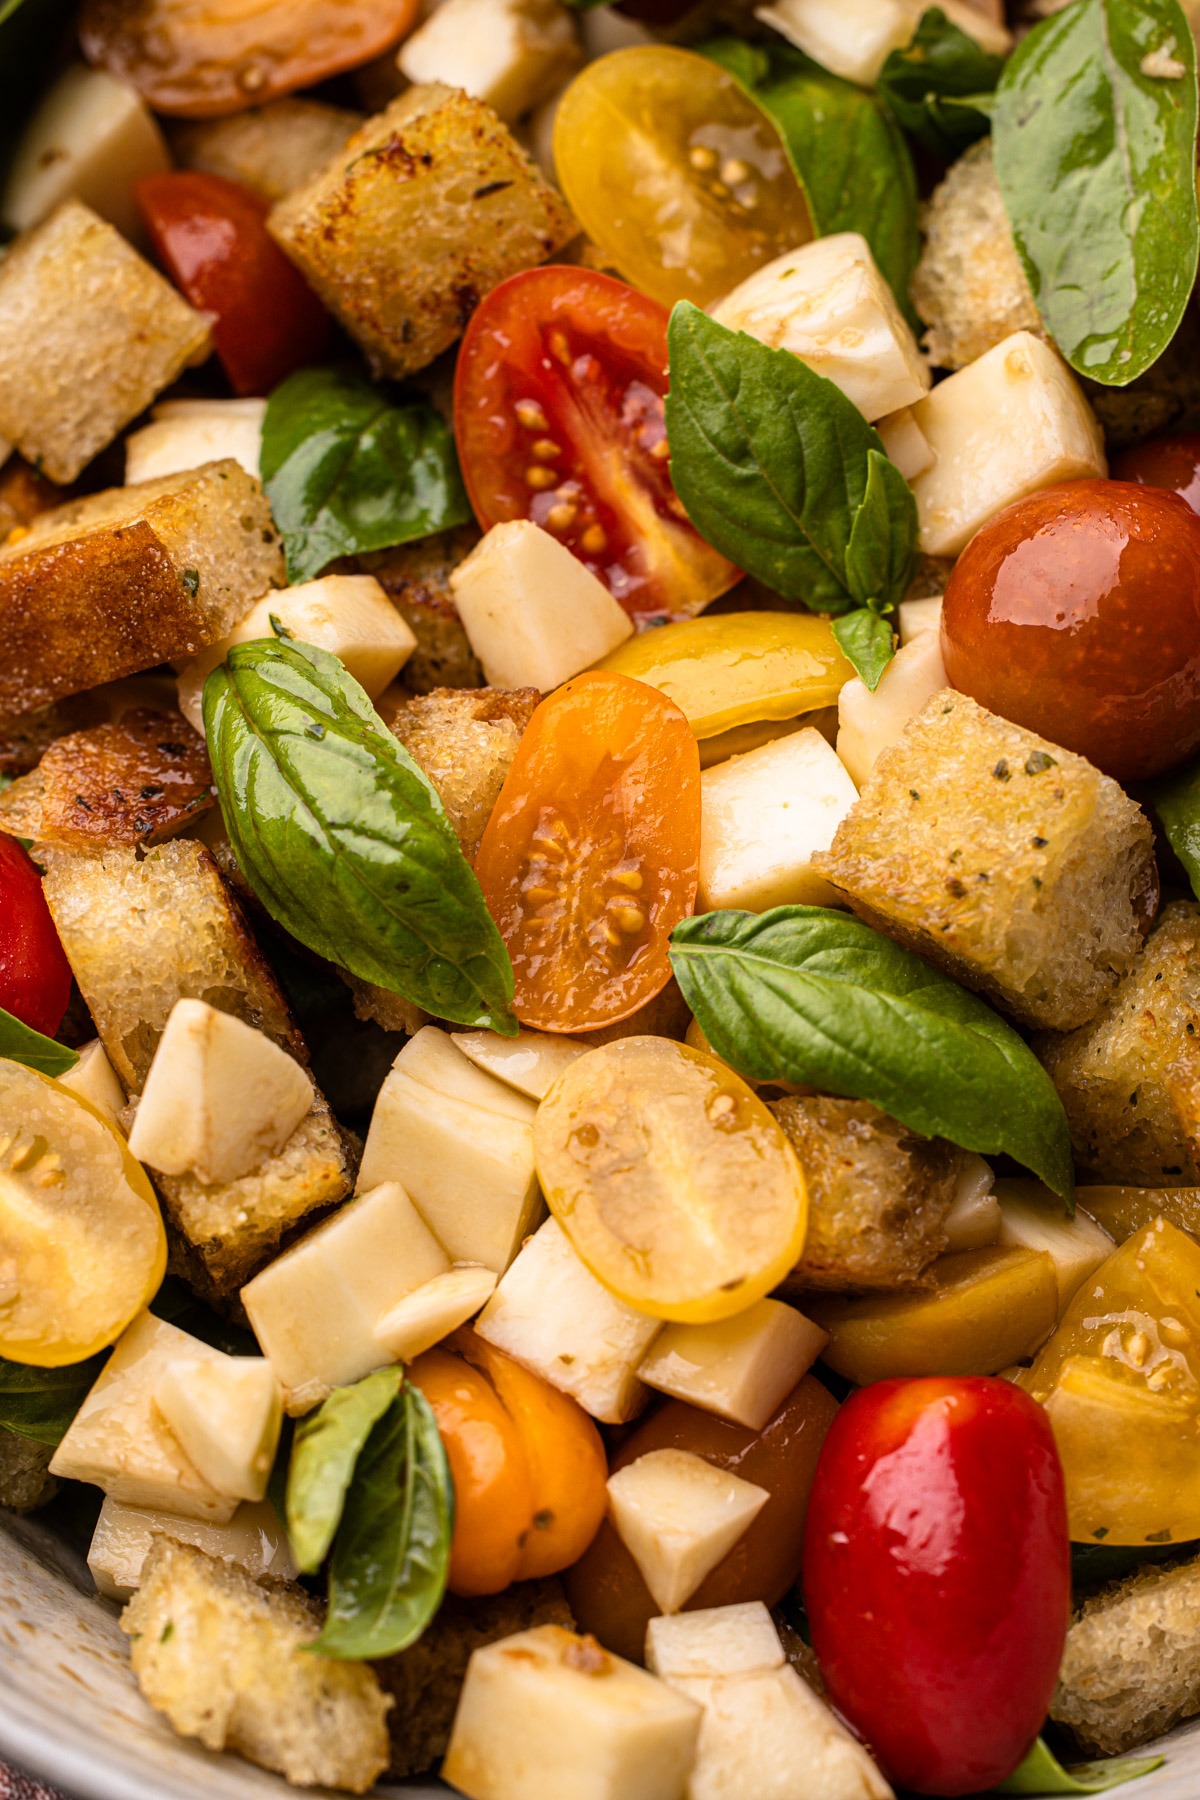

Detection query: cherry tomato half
xmin=474 ymin=671 xmax=701 ymax=1033
xmin=802 ymin=1377 xmax=1070 ymax=1796
xmin=1112 ymin=432 xmax=1200 ymax=517
xmin=941 ymin=479 xmax=1200 ymax=781
xmin=136 ymin=172 xmax=330 ymax=396
xmin=0 ymin=837 xmax=71 ymax=1038
xmin=453 ymin=265 xmax=738 ymax=623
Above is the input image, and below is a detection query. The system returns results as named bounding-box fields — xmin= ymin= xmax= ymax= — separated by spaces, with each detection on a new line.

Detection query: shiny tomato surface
xmin=0 ymin=837 xmax=72 ymax=1038
xmin=940 ymin=479 xmax=1200 ymax=781
xmin=1112 ymin=432 xmax=1200 ymax=516
xmin=453 ymin=266 xmax=737 ymax=622
xmin=136 ymin=172 xmax=330 ymax=395
xmin=802 ymin=1377 xmax=1070 ymax=1796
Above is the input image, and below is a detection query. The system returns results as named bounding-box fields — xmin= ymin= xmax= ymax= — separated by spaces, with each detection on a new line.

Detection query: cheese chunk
xmin=88 ymin=1495 xmax=295 ymax=1602
xmin=711 ymin=234 xmax=929 ymax=422
xmin=756 ymin=0 xmax=1008 ymax=85
xmin=995 ymin=1179 xmax=1116 ymax=1313
xmin=58 ymin=1038 xmax=126 ymax=1127
xmin=942 ymin=1155 xmax=1001 ymax=1252
xmin=126 ymin=398 xmax=265 ymax=487
xmin=645 ymin=1603 xmax=785 ymax=1682
xmin=451 ymin=1026 xmax=594 ymax=1101
xmin=374 ymin=1266 xmax=499 ymax=1361
xmin=876 ymin=406 xmax=934 ymax=481
xmin=449 ymin=521 xmax=634 ymax=691
xmin=836 ymin=629 xmax=948 ymax=789
xmin=638 ymin=1301 xmax=827 ymax=1431
xmin=897 ymin=595 xmax=941 ymax=645
xmin=398 ymin=0 xmax=581 ymax=123
xmin=154 ymin=1356 xmax=283 ymax=1503
xmin=607 ymin=1449 xmax=769 ymax=1615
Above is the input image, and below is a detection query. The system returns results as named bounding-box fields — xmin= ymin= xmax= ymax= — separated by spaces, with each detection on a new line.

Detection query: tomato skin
xmin=0 ymin=837 xmax=72 ymax=1038
xmin=136 ymin=172 xmax=330 ymax=395
xmin=802 ymin=1377 xmax=1070 ymax=1796
xmin=1111 ymin=433 xmax=1200 ymax=516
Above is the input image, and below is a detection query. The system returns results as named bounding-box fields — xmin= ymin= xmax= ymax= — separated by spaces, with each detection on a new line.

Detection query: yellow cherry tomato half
xmin=553 ymin=47 xmax=813 ymax=309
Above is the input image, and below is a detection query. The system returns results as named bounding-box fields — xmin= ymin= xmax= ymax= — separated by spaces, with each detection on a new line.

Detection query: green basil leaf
xmin=1148 ymin=757 xmax=1200 ymax=900
xmin=993 ymin=0 xmax=1200 ymax=387
xmin=831 ymin=607 xmax=895 ymax=690
xmin=317 ymin=1383 xmax=453 ymax=1659
xmin=994 ymin=1739 xmax=1164 ymax=1794
xmin=877 ymin=7 xmax=1005 ymax=159
xmin=261 ymin=367 xmax=472 ymax=585
xmin=287 ymin=1367 xmax=403 ymax=1575
xmin=0 ymin=1352 xmax=107 ymax=1446
xmin=204 ymin=635 xmax=518 ymax=1035
xmin=0 ymin=1007 xmax=78 ymax=1078
xmin=669 ymin=905 xmax=1074 ymax=1200
xmin=665 ymin=303 xmax=918 ymax=612
xmin=702 ymin=36 xmax=920 ymax=321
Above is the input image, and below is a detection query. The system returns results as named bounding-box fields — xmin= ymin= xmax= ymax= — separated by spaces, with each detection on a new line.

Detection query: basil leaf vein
xmin=670 ymin=905 xmax=1074 ymax=1201
xmin=287 ymin=1367 xmax=403 ymax=1575
xmin=0 ymin=1006 xmax=78 ymax=1078
xmin=877 ymin=7 xmax=1005 ymax=160
xmin=994 ymin=1738 xmax=1164 ymax=1794
xmin=0 ymin=1352 xmax=107 ymax=1446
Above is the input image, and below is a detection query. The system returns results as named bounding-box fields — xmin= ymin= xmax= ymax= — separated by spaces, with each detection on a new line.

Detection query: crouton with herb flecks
xmin=380 ymin=684 xmax=540 ymax=862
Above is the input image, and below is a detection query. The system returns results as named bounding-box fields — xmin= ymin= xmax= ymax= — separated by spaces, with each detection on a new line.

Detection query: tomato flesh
xmin=802 ymin=1376 xmax=1070 ymax=1796
xmin=0 ymin=837 xmax=72 ymax=1038
xmin=1112 ymin=432 xmax=1200 ymax=517
xmin=136 ymin=171 xmax=330 ymax=396
xmin=940 ymin=479 xmax=1200 ymax=781
xmin=453 ymin=266 xmax=738 ymax=623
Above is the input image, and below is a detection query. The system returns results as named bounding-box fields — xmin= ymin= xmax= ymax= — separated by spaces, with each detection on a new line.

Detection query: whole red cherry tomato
xmin=136 ymin=172 xmax=330 ymax=396
xmin=941 ymin=479 xmax=1200 ymax=781
xmin=0 ymin=837 xmax=72 ymax=1038
xmin=1112 ymin=432 xmax=1200 ymax=517
xmin=802 ymin=1377 xmax=1069 ymax=1797
xmin=453 ymin=266 xmax=738 ymax=623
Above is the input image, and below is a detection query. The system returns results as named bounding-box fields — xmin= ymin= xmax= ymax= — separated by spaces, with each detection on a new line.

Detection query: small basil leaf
xmin=287 ymin=1368 xmax=403 ymax=1575
xmin=831 ymin=608 xmax=895 ymax=690
xmin=994 ymin=1739 xmax=1164 ymax=1794
xmin=261 ymin=367 xmax=472 ymax=584
xmin=665 ymin=304 xmax=918 ymax=613
xmin=669 ymin=905 xmax=1075 ymax=1201
xmin=0 ymin=1007 xmax=79 ymax=1078
xmin=993 ymin=0 xmax=1199 ymax=387
xmin=204 ymin=636 xmax=518 ymax=1035
xmin=317 ymin=1384 xmax=453 ymax=1659
xmin=0 ymin=1352 xmax=107 ymax=1446
xmin=1148 ymin=758 xmax=1200 ymax=900
xmin=877 ymin=7 xmax=1005 ymax=159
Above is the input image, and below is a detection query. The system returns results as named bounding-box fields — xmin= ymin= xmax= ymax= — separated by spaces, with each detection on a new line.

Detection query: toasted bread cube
xmin=398 ymin=0 xmax=582 ymax=123
xmin=126 ymin=398 xmax=266 ymax=486
xmin=836 ymin=630 xmax=947 ymax=789
xmin=0 ymin=201 xmax=212 ymax=483
xmin=0 ymin=461 xmax=284 ymax=716
xmin=0 ymin=1432 xmax=56 ymax=1513
xmin=909 ymin=332 xmax=1106 ymax=557
xmin=169 ymin=99 xmax=363 ymax=204
xmin=875 ymin=406 xmax=934 ymax=481
xmin=1036 ymin=901 xmax=1200 ymax=1184
xmin=757 ymin=0 xmax=1008 ymax=86
xmin=121 ymin=1538 xmax=391 ymax=1794
xmin=443 ymin=1623 xmax=702 ymax=1800
xmin=58 ymin=1038 xmax=125 ymax=1127
xmin=88 ymin=1495 xmax=294 ymax=1602
xmin=816 ymin=691 xmax=1155 ymax=1031
xmin=711 ymin=234 xmax=929 ymax=421
xmin=269 ymin=86 xmax=575 ymax=380
xmin=357 ymin=526 xmax=484 ymax=692
xmin=452 ymin=1026 xmax=592 ymax=1101
xmin=994 ymin=1178 xmax=1114 ymax=1311
xmin=698 ymin=727 xmax=857 ymax=914
xmin=638 ymin=1302 xmax=827 ymax=1431
xmin=382 ymin=684 xmax=539 ymax=861
xmin=608 ymin=1450 xmax=769 ymax=1615
xmin=154 ymin=1356 xmax=283 ymax=1503
xmin=375 ymin=1267 xmax=499 ymax=1361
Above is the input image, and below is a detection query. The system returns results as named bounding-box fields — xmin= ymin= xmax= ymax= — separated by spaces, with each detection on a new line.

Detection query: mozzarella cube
xmin=241 ymin=1182 xmax=451 ymax=1412
xmin=995 ymin=1179 xmax=1115 ymax=1312
xmin=126 ymin=398 xmax=266 ymax=487
xmin=836 ymin=629 xmax=948 ymax=788
xmin=374 ymin=1266 xmax=499 ymax=1360
xmin=126 ymin=999 xmax=315 ymax=1186
xmin=698 ymin=726 xmax=857 ymax=914
xmin=897 ymin=595 xmax=941 ymax=645
xmin=910 ymin=332 xmax=1107 ymax=557
xmin=451 ymin=1026 xmax=594 ymax=1101
xmin=475 ymin=1217 xmax=661 ymax=1422
xmin=49 ymin=1312 xmax=236 ymax=1521
xmin=942 ymin=1155 xmax=1001 ymax=1252
xmin=443 ymin=1624 xmax=702 ymax=1800
xmin=88 ymin=1495 xmax=295 ymax=1602
xmin=756 ymin=0 xmax=1007 ymax=84
xmin=638 ymin=1301 xmax=827 ymax=1432
xmin=399 ymin=0 xmax=581 ymax=123
xmin=449 ymin=521 xmax=633 ymax=691
xmin=154 ymin=1356 xmax=282 ymax=1503
xmin=711 ymin=235 xmax=929 ymax=422
xmin=646 ymin=1603 xmax=786 ymax=1682
xmin=875 ymin=406 xmax=934 ymax=481
xmin=58 ymin=1038 xmax=126 ymax=1128
xmin=607 ymin=1449 xmax=769 ymax=1615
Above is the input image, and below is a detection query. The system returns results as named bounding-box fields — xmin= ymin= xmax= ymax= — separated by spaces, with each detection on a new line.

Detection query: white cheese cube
xmin=638 ymin=1301 xmax=827 ymax=1432
xmin=154 ymin=1355 xmax=282 ymax=1503
xmin=711 ymin=235 xmax=930 ymax=422
xmin=126 ymin=999 xmax=314 ymax=1186
xmin=87 ymin=1495 xmax=295 ymax=1602
xmin=607 ymin=1449 xmax=769 ymax=1615
xmin=645 ymin=1603 xmax=786 ymax=1682
xmin=451 ymin=1026 xmax=594 ymax=1101
xmin=374 ymin=1266 xmax=499 ymax=1361
xmin=475 ymin=1217 xmax=661 ymax=1423
xmin=897 ymin=595 xmax=942 ymax=645
xmin=393 ymin=1024 xmax=539 ymax=1122
xmin=399 ymin=0 xmax=580 ymax=123
xmin=910 ymin=332 xmax=1107 ymax=557
xmin=449 ymin=520 xmax=634 ymax=692
xmin=756 ymin=0 xmax=1007 ymax=84
xmin=126 ymin=398 xmax=266 ymax=486
xmin=58 ymin=1038 xmax=126 ymax=1128
xmin=875 ymin=406 xmax=934 ymax=481
xmin=942 ymin=1155 xmax=1001 ymax=1252
xmin=49 ymin=1312 xmax=236 ymax=1521
xmin=995 ymin=1179 xmax=1115 ymax=1312
xmin=241 ymin=1182 xmax=451 ymax=1412
xmin=443 ymin=1624 xmax=702 ymax=1800
xmin=1 ymin=63 xmax=169 ymax=243
xmin=836 ymin=629 xmax=948 ymax=789
xmin=698 ymin=726 xmax=857 ymax=914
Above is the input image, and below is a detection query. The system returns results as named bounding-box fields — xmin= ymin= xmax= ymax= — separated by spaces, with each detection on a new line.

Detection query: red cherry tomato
xmin=802 ymin=1377 xmax=1070 ymax=1797
xmin=1111 ymin=432 xmax=1200 ymax=517
xmin=941 ymin=479 xmax=1200 ymax=781
xmin=135 ymin=172 xmax=331 ymax=397
xmin=0 ymin=837 xmax=72 ymax=1038
xmin=452 ymin=266 xmax=738 ymax=624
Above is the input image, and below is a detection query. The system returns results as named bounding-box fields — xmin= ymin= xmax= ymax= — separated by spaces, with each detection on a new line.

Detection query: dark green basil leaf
xmin=1148 ymin=758 xmax=1200 ymax=900
xmin=317 ymin=1383 xmax=453 ymax=1659
xmin=0 ymin=1352 xmax=107 ymax=1446
xmin=994 ymin=1739 xmax=1163 ymax=1794
xmin=831 ymin=607 xmax=895 ymax=690
xmin=993 ymin=0 xmax=1199 ymax=387
xmin=702 ymin=36 xmax=920 ymax=321
xmin=670 ymin=905 xmax=1074 ymax=1200
xmin=261 ymin=368 xmax=472 ymax=584
xmin=204 ymin=636 xmax=518 ymax=1035
xmin=877 ymin=7 xmax=1005 ymax=159
xmin=0 ymin=1007 xmax=78 ymax=1078
xmin=287 ymin=1368 xmax=403 ymax=1575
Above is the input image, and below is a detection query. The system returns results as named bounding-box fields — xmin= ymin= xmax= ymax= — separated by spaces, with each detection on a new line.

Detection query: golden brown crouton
xmin=0 ymin=1431 xmax=56 ymax=1512
xmin=121 ymin=1539 xmax=391 ymax=1794
xmin=355 ymin=525 xmax=484 ymax=692
xmin=0 ymin=461 xmax=284 ymax=717
xmin=1052 ymin=1554 xmax=1200 ymax=1756
xmin=1036 ymin=902 xmax=1200 ymax=1185
xmin=268 ymin=85 xmax=576 ymax=379
xmin=0 ymin=454 xmax=60 ymax=541
xmin=0 ymin=200 xmax=212 ymax=483
xmin=382 ymin=684 xmax=539 ymax=862
xmin=815 ymin=692 xmax=1154 ymax=1032
xmin=772 ymin=1096 xmax=967 ymax=1291
xmin=169 ymin=99 xmax=363 ymax=204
